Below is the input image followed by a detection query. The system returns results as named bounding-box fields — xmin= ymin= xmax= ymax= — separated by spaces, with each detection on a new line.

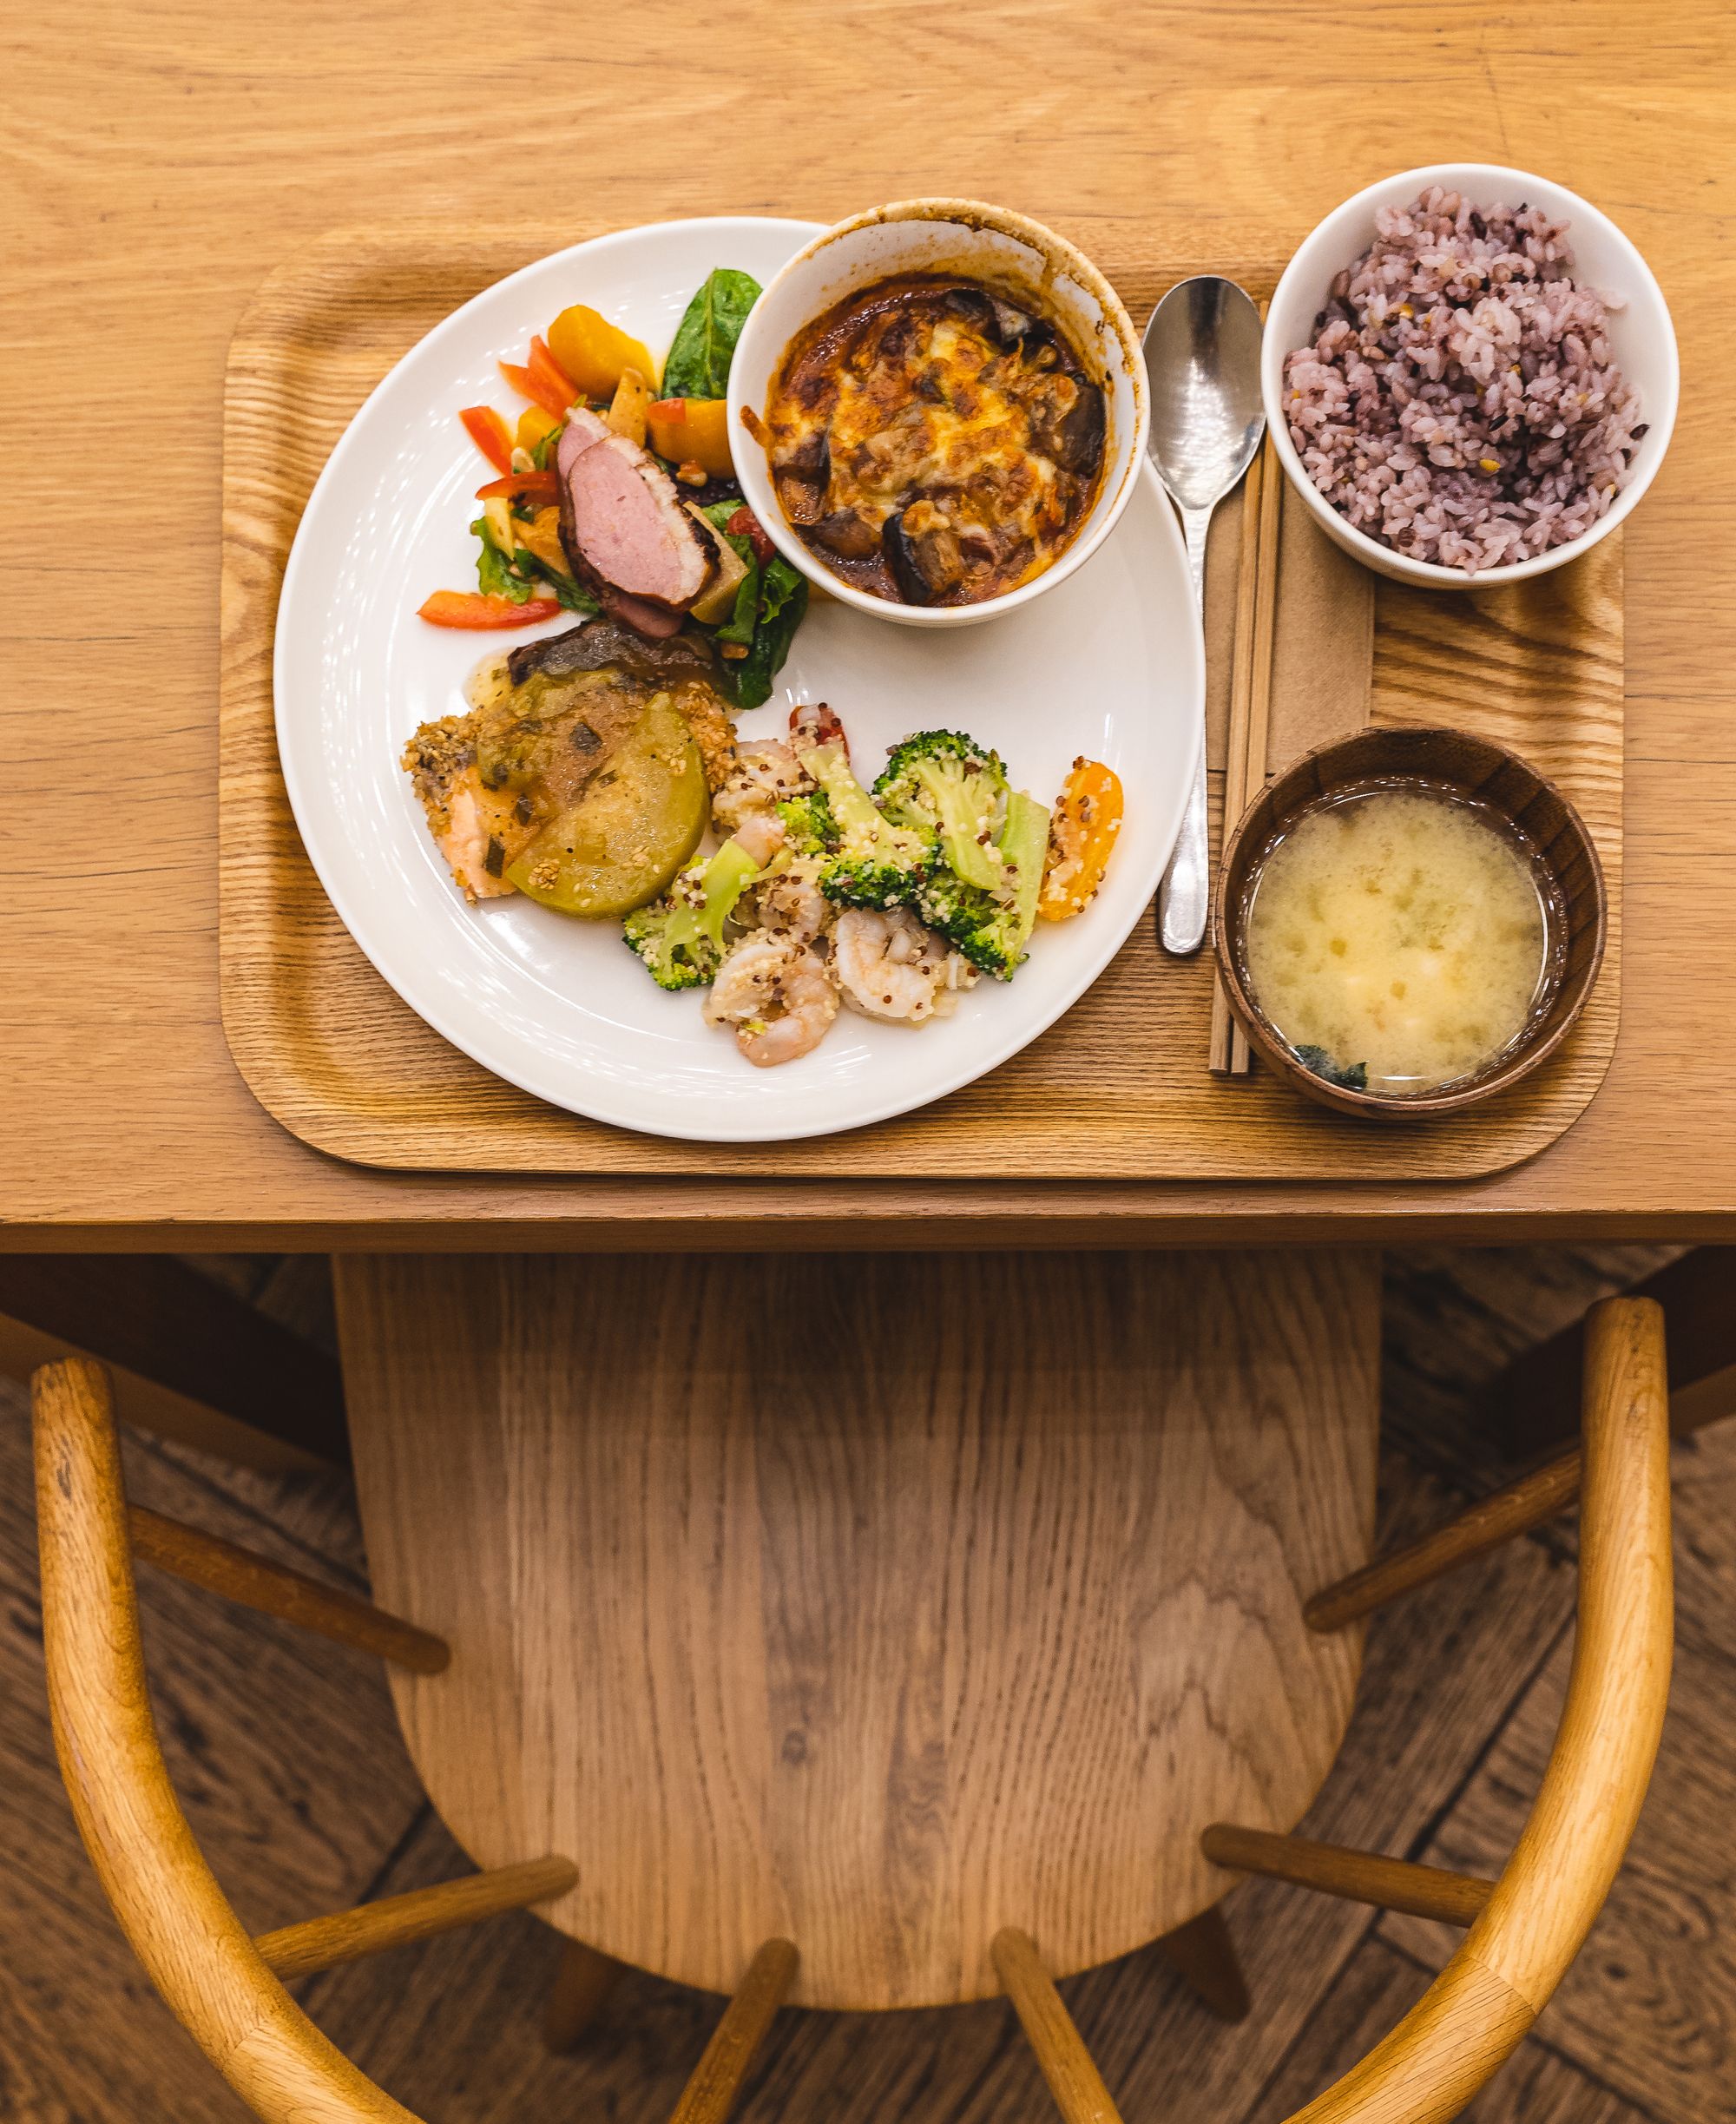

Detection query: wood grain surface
xmin=335 ymin=1249 xmax=1379 ymax=2009
xmin=220 ymin=226 xmax=1621 ymax=1182
xmin=5 ymin=0 xmax=1733 ymax=1237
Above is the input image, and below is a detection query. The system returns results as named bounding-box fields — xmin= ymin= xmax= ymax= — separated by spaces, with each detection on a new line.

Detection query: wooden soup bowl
xmin=1213 ymin=726 xmax=1608 ymax=1120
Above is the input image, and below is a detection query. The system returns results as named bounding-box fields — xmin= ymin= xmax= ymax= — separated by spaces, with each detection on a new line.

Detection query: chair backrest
xmin=32 ymin=1295 xmax=1672 ymax=2124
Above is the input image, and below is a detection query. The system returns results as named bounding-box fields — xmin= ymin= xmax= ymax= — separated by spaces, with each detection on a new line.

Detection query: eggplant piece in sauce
xmin=404 ymin=641 xmax=736 ymax=906
xmin=772 ymin=430 xmax=831 ymax=528
xmin=883 ymin=503 xmax=966 ymax=605
xmin=809 ymin=507 xmax=881 ymax=562
xmin=943 ymin=285 xmax=1044 ymax=351
xmin=1026 ymin=372 xmax=1107 ymax=477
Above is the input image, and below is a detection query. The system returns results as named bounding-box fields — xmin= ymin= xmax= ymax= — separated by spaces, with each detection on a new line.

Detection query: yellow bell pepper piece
xmin=546 ymin=305 xmax=659 ymax=401
xmin=647 ymin=398 xmax=734 ymax=480
xmin=516 ymin=404 xmax=561 ymax=455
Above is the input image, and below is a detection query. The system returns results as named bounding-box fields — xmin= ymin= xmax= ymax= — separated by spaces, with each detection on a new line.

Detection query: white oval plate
xmin=275 ymin=216 xmax=1202 ymax=1144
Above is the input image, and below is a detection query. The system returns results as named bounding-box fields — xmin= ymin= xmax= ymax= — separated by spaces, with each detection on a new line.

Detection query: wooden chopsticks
xmin=1209 ymin=424 xmax=1286 ymax=1076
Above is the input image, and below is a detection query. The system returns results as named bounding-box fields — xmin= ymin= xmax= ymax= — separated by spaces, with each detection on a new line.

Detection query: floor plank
xmin=1379 ymin=1244 xmax=1686 ymax=1495
xmin=1380 ymin=1414 xmax=1736 ymax=2124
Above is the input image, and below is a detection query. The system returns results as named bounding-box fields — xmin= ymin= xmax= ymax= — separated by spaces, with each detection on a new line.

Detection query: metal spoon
xmin=1143 ymin=277 xmax=1266 ymax=954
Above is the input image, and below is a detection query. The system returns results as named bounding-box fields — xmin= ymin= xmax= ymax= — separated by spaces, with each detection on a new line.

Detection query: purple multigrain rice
xmin=1284 ymin=188 xmax=1641 ymax=573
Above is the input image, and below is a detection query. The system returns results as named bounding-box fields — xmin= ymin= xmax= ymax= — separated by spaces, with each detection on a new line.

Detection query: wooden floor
xmin=3 ymin=1246 xmax=1728 ymax=2123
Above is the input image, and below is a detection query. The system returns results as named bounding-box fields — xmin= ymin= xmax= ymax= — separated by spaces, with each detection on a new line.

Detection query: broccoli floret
xmin=776 ymin=789 xmax=838 ymax=857
xmin=622 ymin=838 xmax=762 ymax=990
xmin=622 ymin=894 xmax=719 ymax=990
xmin=874 ymin=730 xmax=1009 ymax=891
xmin=917 ymin=790 xmax=1051 ymax=979
xmin=801 ymin=740 xmax=935 ymax=909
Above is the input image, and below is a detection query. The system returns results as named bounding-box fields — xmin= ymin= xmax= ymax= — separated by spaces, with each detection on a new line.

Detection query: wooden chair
xmin=34 ymin=1272 xmax=1672 ymax=2124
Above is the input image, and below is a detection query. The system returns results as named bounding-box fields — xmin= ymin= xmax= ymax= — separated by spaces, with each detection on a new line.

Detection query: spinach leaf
xmin=719 ymin=556 xmax=808 ymax=710
xmin=473 ymin=515 xmax=597 ymax=614
xmin=715 ymin=556 xmax=761 ymax=648
xmin=760 ymin=553 xmax=805 ymax=627
xmin=536 ymin=564 xmax=600 ymax=615
xmin=661 ymin=269 xmax=761 ymax=400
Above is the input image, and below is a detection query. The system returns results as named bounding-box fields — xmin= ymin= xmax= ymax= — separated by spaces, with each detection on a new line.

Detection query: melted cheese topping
xmin=767 ymin=279 xmax=1105 ymax=606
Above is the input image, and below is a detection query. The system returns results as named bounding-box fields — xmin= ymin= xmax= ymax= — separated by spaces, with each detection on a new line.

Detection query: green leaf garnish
xmin=661 ymin=269 xmax=761 ymax=400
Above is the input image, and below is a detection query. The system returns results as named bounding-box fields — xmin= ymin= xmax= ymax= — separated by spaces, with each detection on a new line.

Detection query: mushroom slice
xmin=882 ymin=503 xmax=965 ymax=605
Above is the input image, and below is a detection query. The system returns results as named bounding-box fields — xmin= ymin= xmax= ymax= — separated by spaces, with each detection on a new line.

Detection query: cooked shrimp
xmin=831 ymin=907 xmax=975 ymax=1023
xmin=704 ymin=931 xmax=838 ymax=1067
xmin=711 ymin=739 xmax=810 ymax=832
xmin=752 ymin=858 xmax=830 ymax=941
xmin=731 ymin=809 xmax=787 ymax=868
xmin=790 ymin=700 xmax=846 ymax=756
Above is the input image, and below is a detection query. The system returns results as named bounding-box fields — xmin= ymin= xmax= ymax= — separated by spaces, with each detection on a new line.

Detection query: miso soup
xmin=1243 ymin=786 xmax=1551 ymax=1096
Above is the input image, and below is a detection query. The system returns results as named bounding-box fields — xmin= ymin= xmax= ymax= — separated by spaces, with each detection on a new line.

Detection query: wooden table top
xmin=7 ymin=3 xmax=1733 ymax=1247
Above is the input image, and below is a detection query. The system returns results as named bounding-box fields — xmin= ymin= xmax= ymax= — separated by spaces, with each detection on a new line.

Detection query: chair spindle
xmin=543 ymin=1937 xmax=628 ymax=2053
xmin=992 ymin=1927 xmax=1124 ymax=2124
xmin=1202 ymin=1824 xmax=1493 ymax=1926
xmin=254 ymin=1857 xmax=577 ymax=1979
xmin=667 ymin=1937 xmax=799 ymax=2124
xmin=1305 ymin=1450 xmax=1581 ymax=1633
xmin=129 ymin=1503 xmax=450 ymax=1673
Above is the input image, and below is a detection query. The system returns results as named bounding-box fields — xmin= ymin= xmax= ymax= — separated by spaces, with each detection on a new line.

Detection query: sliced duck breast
xmin=556 ymin=409 xmax=713 ymax=614
xmin=595 ymin=582 xmax=688 ymax=639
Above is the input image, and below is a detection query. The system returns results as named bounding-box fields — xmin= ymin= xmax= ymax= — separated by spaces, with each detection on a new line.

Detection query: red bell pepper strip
xmin=459 ymin=405 xmax=514 ymax=476
xmin=474 ymin=470 xmax=561 ymax=502
xmin=418 ymin=590 xmax=562 ymax=630
xmin=528 ymin=334 xmax=581 ymax=410
xmin=727 ymin=505 xmax=776 ymax=568
xmin=500 ymin=360 xmax=572 ymax=423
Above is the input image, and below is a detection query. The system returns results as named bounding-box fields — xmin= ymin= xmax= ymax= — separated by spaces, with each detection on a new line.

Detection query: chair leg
xmin=1153 ymin=1903 xmax=1250 ymax=2022
xmin=543 ymin=1937 xmax=626 ymax=2055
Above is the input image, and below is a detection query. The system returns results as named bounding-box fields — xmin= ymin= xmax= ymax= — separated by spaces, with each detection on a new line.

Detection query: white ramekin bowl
xmin=727 ymin=199 xmax=1148 ymax=628
xmin=1263 ymin=163 xmax=1678 ymax=589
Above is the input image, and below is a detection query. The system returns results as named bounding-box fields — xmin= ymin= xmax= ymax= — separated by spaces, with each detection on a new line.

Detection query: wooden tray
xmin=220 ymin=222 xmax=1622 ymax=1180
